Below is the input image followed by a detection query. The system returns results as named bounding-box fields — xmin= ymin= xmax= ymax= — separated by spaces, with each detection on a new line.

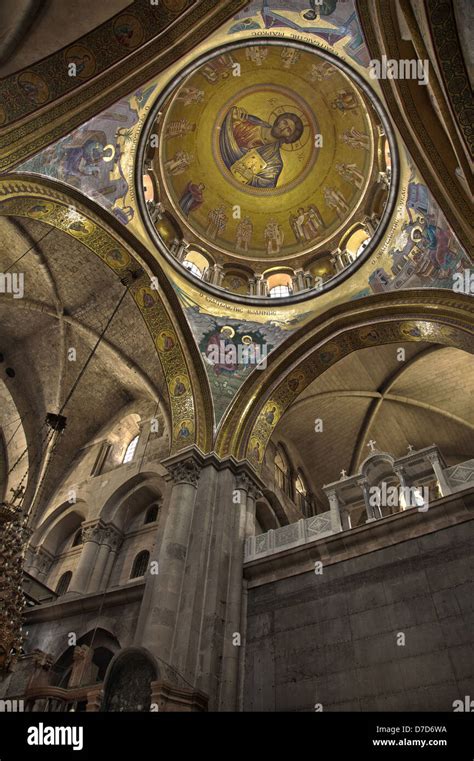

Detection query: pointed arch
xmin=0 ymin=175 xmax=213 ymax=453
xmin=215 ymin=291 xmax=474 ymax=470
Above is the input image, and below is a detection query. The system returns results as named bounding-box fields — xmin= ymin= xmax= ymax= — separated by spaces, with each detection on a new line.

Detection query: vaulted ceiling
xmin=0 ymin=215 xmax=168 ymax=513
xmin=272 ymin=342 xmax=474 ymax=507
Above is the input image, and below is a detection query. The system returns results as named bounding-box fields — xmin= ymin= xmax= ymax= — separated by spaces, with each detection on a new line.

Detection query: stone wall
xmin=244 ymin=496 xmax=474 ymax=712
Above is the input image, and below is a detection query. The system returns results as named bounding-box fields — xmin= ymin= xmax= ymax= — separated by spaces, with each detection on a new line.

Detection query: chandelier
xmin=0 ymin=502 xmax=27 ymax=672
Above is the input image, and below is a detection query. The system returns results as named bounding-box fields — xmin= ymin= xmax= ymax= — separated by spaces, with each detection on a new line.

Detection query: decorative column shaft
xmin=66 ymin=522 xmax=103 ymax=596
xmin=357 ymin=478 xmax=376 ymax=522
xmin=327 ymin=488 xmax=343 ymax=532
xmin=427 ymin=453 xmax=451 ymax=497
xmin=134 ymin=455 xmax=201 ymax=662
xmin=87 ymin=526 xmax=123 ymax=594
xmin=218 ymin=473 xmax=261 ymax=711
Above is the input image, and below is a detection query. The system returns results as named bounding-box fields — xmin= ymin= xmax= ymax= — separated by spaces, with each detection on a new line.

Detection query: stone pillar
xmin=218 ymin=473 xmax=260 ymax=711
xmin=87 ymin=526 xmax=123 ymax=594
xmin=134 ymin=454 xmax=201 ymax=663
xmin=66 ymin=522 xmax=103 ymax=596
xmin=331 ymin=250 xmax=345 ymax=272
xmin=255 ymin=274 xmax=267 ymax=296
xmin=326 ymin=488 xmax=343 ymax=532
xmin=97 ymin=527 xmax=123 ymax=592
xmin=69 ymin=645 xmax=95 ymax=687
xmin=393 ymin=466 xmax=408 ymax=510
xmin=427 ymin=453 xmax=451 ymax=497
xmin=358 ymin=478 xmax=376 ymax=522
xmin=211 ymin=263 xmax=224 ymax=286
xmin=341 ymin=506 xmax=352 ymax=531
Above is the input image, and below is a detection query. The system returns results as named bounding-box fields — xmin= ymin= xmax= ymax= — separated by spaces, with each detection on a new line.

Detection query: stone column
xmin=66 ymin=522 xmax=103 ymax=596
xmin=427 ymin=453 xmax=451 ymax=497
xmin=97 ymin=527 xmax=123 ymax=592
xmin=69 ymin=645 xmax=95 ymax=687
xmin=358 ymin=478 xmax=376 ymax=522
xmin=218 ymin=473 xmax=260 ymax=711
xmin=134 ymin=454 xmax=201 ymax=662
xmin=295 ymin=269 xmax=306 ymax=291
xmin=211 ymin=264 xmax=224 ymax=286
xmin=326 ymin=488 xmax=343 ymax=532
xmin=255 ymin=274 xmax=267 ymax=296
xmin=341 ymin=505 xmax=352 ymax=531
xmin=393 ymin=466 xmax=408 ymax=510
xmin=87 ymin=526 xmax=123 ymax=594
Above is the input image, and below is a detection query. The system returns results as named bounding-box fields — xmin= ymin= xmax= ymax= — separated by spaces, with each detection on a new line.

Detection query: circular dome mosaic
xmin=139 ymin=41 xmax=396 ymax=299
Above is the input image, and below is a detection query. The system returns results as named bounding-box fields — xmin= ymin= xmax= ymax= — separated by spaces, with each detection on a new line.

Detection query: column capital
xmin=101 ymin=525 xmax=123 ymax=551
xmin=235 ymin=472 xmax=261 ymax=500
xmin=166 ymin=456 xmax=201 ymax=487
xmin=81 ymin=520 xmax=105 ymax=544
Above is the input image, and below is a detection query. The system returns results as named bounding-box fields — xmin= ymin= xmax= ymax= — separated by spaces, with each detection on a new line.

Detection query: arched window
xmin=183 ymin=259 xmax=203 ymax=279
xmin=355 ymin=237 xmax=371 ymax=257
xmin=56 ymin=571 xmax=72 ymax=596
xmin=122 ymin=435 xmax=139 ymax=464
xmin=295 ymin=473 xmax=312 ymax=517
xmin=71 ymin=530 xmax=82 ymax=547
xmin=130 ymin=550 xmax=150 ymax=579
xmin=182 ymin=250 xmax=210 ymax=280
xmin=269 ymin=284 xmax=291 ymax=298
xmin=266 ymin=272 xmax=293 ymax=298
xmin=144 ymin=505 xmax=158 ymax=525
xmin=274 ymin=449 xmax=290 ymax=496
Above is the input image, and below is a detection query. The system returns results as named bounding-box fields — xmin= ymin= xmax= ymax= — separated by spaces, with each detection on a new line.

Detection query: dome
xmin=138 ymin=40 xmax=397 ymax=299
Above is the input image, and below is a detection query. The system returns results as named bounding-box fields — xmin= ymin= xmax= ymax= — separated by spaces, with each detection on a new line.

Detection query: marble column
xmin=357 ymin=478 xmax=376 ymax=522
xmin=66 ymin=521 xmax=103 ymax=596
xmin=427 ymin=453 xmax=451 ymax=497
xmin=326 ymin=488 xmax=343 ymax=532
xmin=134 ymin=454 xmax=201 ymax=663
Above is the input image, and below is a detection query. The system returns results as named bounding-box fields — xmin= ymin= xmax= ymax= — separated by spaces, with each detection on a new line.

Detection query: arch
xmin=0 ymin=376 xmax=29 ymax=505
xmin=130 ymin=550 xmax=150 ymax=579
xmin=273 ymin=444 xmax=291 ymax=496
xmin=102 ymin=647 xmax=159 ymax=712
xmin=182 ymin=248 xmax=214 ymax=280
xmin=0 ymin=176 xmax=213 ymax=454
xmin=51 ymin=628 xmax=121 ymax=688
xmin=55 ymin=570 xmax=72 ymax=596
xmin=99 ymin=472 xmax=163 ymax=529
xmin=144 ymin=504 xmax=159 ymax=524
xmin=215 ymin=291 xmax=474 ymax=468
xmin=294 ymin=469 xmax=312 ymax=517
xmin=71 ymin=530 xmax=82 ymax=548
xmin=255 ymin=498 xmax=280 ymax=532
xmin=29 ymin=500 xmax=87 ymax=548
xmin=35 ymin=504 xmax=87 ymax=555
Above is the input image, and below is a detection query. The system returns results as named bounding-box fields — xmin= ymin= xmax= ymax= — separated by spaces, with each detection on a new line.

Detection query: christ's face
xmin=271 ymin=117 xmax=296 ymax=140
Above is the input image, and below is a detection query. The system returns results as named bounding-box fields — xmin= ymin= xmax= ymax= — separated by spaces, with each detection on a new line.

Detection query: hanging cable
xmin=5 ymin=227 xmax=54 ymax=274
